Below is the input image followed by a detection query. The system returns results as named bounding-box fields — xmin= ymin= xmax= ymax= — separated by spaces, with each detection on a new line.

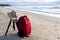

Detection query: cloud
xmin=0 ymin=0 xmax=13 ymax=2
xmin=0 ymin=0 xmax=60 ymax=4
xmin=0 ymin=0 xmax=59 ymax=2
xmin=0 ymin=0 xmax=60 ymax=5
xmin=23 ymin=0 xmax=58 ymax=3
xmin=0 ymin=0 xmax=19 ymax=2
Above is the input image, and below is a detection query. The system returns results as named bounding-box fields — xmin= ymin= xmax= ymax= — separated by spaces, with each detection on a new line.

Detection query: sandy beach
xmin=0 ymin=7 xmax=60 ymax=40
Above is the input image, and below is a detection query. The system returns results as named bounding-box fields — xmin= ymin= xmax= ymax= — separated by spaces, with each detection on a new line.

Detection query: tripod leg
xmin=5 ymin=19 xmax=12 ymax=36
xmin=13 ymin=20 xmax=15 ymax=31
xmin=15 ymin=19 xmax=19 ymax=31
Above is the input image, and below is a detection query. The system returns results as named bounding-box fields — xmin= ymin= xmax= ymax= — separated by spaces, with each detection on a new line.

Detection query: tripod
xmin=5 ymin=18 xmax=17 ymax=36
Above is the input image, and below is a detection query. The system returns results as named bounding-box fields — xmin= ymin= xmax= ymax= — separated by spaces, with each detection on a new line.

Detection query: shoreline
xmin=4 ymin=6 xmax=60 ymax=18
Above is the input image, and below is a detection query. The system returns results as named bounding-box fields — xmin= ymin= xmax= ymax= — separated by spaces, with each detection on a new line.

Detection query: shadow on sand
xmin=0 ymin=33 xmax=36 ymax=40
xmin=0 ymin=33 xmax=24 ymax=40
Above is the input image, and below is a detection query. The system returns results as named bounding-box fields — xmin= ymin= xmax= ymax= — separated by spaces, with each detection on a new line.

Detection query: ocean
xmin=4 ymin=6 xmax=60 ymax=18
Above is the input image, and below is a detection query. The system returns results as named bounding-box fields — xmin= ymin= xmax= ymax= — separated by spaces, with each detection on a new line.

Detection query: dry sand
xmin=0 ymin=7 xmax=60 ymax=40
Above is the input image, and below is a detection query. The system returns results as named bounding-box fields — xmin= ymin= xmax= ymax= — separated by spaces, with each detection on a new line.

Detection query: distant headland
xmin=0 ymin=4 xmax=11 ymax=6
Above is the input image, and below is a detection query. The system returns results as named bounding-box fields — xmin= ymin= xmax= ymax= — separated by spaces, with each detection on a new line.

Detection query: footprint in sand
xmin=57 ymin=37 xmax=60 ymax=39
xmin=55 ymin=29 xmax=58 ymax=31
xmin=0 ymin=23 xmax=3 ymax=26
xmin=55 ymin=25 xmax=57 ymax=27
xmin=36 ymin=37 xmax=39 ymax=39
xmin=45 ymin=38 xmax=48 ymax=40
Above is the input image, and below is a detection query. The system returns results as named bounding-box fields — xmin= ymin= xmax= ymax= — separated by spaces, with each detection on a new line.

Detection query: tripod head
xmin=7 ymin=11 xmax=17 ymax=19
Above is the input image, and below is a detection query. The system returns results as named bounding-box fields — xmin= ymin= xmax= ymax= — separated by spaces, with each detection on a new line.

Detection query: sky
xmin=0 ymin=0 xmax=60 ymax=6
xmin=0 ymin=0 xmax=59 ymax=2
xmin=23 ymin=0 xmax=58 ymax=2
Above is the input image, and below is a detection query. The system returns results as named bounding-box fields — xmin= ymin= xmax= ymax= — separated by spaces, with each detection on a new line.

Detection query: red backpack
xmin=17 ymin=15 xmax=31 ymax=37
